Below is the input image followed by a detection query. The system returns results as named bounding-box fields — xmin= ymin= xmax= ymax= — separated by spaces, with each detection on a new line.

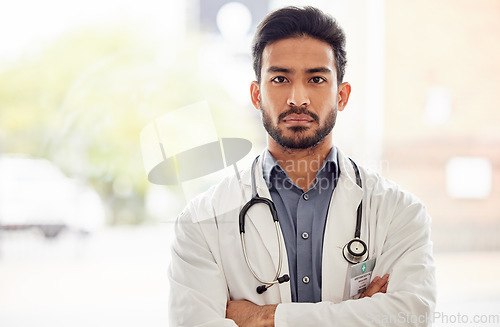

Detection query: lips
xmin=282 ymin=114 xmax=315 ymax=123
xmin=278 ymin=106 xmax=320 ymax=123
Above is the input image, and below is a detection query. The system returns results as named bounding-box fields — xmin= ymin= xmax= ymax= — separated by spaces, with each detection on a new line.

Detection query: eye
xmin=310 ymin=76 xmax=326 ymax=84
xmin=271 ymin=76 xmax=288 ymax=83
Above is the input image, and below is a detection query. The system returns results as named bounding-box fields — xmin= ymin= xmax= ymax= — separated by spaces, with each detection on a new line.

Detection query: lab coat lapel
xmin=240 ymin=154 xmax=291 ymax=303
xmin=322 ymin=149 xmax=363 ymax=303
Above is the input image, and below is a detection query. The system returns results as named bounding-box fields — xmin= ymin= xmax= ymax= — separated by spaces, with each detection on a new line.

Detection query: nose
xmin=287 ymin=83 xmax=310 ymax=107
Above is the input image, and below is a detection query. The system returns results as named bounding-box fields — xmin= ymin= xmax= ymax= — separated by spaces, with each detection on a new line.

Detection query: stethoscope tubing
xmin=349 ymin=158 xmax=363 ymax=240
xmin=240 ymin=220 xmax=283 ymax=285
xmin=239 ymin=157 xmax=286 ymax=289
xmin=240 ymin=155 xmax=368 ymax=293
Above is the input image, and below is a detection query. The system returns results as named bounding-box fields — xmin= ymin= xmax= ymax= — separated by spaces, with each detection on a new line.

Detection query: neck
xmin=268 ymin=136 xmax=333 ymax=191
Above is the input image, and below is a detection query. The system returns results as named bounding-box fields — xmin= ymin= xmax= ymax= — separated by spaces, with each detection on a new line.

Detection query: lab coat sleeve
xmin=168 ymin=207 xmax=237 ymax=327
xmin=274 ymin=197 xmax=436 ymax=326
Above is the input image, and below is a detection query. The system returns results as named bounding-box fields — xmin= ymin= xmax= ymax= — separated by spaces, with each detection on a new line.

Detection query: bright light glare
xmin=216 ymin=2 xmax=252 ymax=41
xmin=0 ymin=0 xmax=185 ymax=62
xmin=425 ymin=87 xmax=452 ymax=126
xmin=446 ymin=157 xmax=492 ymax=199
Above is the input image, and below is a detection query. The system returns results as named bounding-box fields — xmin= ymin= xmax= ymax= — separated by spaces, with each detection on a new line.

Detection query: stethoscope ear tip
xmin=256 ymin=274 xmax=290 ymax=294
xmin=256 ymin=285 xmax=268 ymax=294
xmin=278 ymin=274 xmax=290 ymax=283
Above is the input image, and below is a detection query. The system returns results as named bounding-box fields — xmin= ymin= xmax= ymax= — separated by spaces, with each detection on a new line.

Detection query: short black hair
xmin=252 ymin=6 xmax=347 ymax=86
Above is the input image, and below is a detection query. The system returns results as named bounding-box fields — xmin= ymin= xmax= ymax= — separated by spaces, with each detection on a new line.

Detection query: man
xmin=168 ymin=6 xmax=436 ymax=326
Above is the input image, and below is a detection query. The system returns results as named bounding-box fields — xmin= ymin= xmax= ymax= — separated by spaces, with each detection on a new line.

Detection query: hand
xmin=226 ymin=300 xmax=277 ymax=327
xmin=359 ymin=273 xmax=389 ymax=299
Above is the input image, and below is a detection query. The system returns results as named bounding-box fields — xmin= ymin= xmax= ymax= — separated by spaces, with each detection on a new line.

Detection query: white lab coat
xmin=168 ymin=148 xmax=436 ymax=326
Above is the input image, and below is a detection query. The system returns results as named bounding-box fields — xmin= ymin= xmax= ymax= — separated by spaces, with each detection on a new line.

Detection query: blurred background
xmin=0 ymin=0 xmax=499 ymax=326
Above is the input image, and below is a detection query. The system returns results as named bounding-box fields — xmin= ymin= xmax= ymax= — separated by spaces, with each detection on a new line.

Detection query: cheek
xmin=311 ymin=85 xmax=337 ymax=100
xmin=313 ymin=92 xmax=336 ymax=108
xmin=261 ymin=84 xmax=289 ymax=102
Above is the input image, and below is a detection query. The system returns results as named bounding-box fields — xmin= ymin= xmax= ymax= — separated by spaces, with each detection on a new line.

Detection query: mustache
xmin=278 ymin=106 xmax=319 ymax=123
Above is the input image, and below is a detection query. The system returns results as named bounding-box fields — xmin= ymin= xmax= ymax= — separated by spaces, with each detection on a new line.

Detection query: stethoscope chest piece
xmin=342 ymin=237 xmax=368 ymax=264
xmin=341 ymin=158 xmax=369 ymax=265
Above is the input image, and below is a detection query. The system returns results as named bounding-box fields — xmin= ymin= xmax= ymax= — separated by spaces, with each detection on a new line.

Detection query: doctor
xmin=168 ymin=6 xmax=436 ymax=327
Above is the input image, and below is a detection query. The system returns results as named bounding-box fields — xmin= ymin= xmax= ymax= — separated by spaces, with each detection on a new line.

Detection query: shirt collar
xmin=262 ymin=149 xmax=280 ymax=187
xmin=262 ymin=146 xmax=339 ymax=186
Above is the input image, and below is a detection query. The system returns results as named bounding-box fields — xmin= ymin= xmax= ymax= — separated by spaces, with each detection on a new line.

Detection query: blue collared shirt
xmin=262 ymin=148 xmax=339 ymax=303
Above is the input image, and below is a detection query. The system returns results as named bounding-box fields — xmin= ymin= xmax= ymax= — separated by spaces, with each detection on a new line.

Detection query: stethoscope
xmin=239 ymin=155 xmax=368 ymax=294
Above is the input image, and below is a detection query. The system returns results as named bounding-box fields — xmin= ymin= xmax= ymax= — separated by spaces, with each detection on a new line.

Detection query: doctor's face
xmin=250 ymin=36 xmax=351 ymax=150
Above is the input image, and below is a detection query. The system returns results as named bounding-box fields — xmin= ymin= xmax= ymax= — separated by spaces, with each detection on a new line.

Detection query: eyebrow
xmin=266 ymin=66 xmax=333 ymax=74
xmin=267 ymin=66 xmax=291 ymax=73
xmin=306 ymin=67 xmax=333 ymax=74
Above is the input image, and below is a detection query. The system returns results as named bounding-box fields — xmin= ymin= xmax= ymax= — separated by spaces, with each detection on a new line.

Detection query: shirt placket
xmin=296 ymin=190 xmax=314 ymax=302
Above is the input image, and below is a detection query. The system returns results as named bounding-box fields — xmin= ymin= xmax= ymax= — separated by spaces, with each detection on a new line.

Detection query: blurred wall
xmin=383 ymin=0 xmax=500 ymax=251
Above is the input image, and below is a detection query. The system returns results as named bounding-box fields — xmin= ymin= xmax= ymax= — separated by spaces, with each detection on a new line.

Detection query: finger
xmin=380 ymin=281 xmax=388 ymax=293
xmin=361 ymin=274 xmax=389 ymax=298
xmin=370 ymin=274 xmax=389 ymax=295
xmin=359 ymin=276 xmax=379 ymax=298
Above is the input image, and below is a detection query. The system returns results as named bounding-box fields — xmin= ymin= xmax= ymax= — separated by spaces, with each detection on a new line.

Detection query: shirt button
xmin=303 ymin=193 xmax=309 ymax=200
xmin=302 ymin=276 xmax=310 ymax=284
xmin=301 ymin=232 xmax=309 ymax=239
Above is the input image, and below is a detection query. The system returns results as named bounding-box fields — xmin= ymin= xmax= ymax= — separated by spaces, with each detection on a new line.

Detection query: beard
xmin=261 ymin=104 xmax=337 ymax=150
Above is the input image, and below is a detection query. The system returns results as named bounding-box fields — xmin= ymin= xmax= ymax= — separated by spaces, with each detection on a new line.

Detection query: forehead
xmin=261 ymin=36 xmax=336 ymax=71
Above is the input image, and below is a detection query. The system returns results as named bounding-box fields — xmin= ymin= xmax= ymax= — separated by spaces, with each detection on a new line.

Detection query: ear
xmin=337 ymin=82 xmax=351 ymax=112
xmin=250 ymin=81 xmax=261 ymax=110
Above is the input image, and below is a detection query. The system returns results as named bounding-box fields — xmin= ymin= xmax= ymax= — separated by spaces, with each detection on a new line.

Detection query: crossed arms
xmin=226 ymin=274 xmax=390 ymax=326
xmin=168 ymin=187 xmax=436 ymax=326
